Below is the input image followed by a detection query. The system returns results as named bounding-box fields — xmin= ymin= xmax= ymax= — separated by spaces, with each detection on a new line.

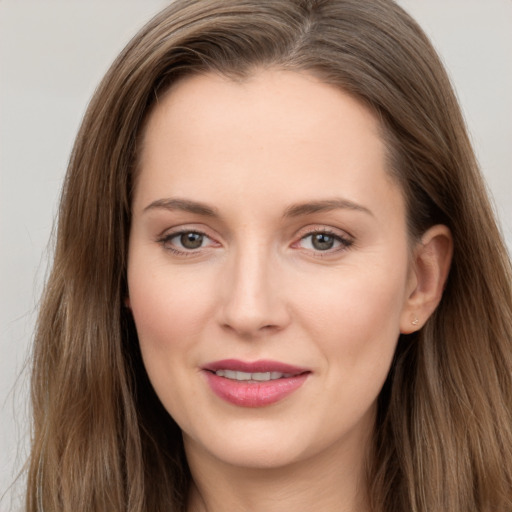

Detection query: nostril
xmin=220 ymin=320 xmax=282 ymax=338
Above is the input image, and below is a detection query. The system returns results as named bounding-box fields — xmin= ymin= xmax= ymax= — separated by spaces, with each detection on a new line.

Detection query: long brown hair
xmin=27 ymin=1 xmax=512 ymax=510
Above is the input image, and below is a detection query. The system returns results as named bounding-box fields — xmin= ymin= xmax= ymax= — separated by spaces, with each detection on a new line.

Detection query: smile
xmin=214 ymin=370 xmax=293 ymax=381
xmin=203 ymin=359 xmax=310 ymax=407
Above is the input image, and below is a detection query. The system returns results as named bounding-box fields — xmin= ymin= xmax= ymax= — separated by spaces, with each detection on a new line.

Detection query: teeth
xmin=253 ymin=372 xmax=272 ymax=381
xmin=215 ymin=370 xmax=292 ymax=381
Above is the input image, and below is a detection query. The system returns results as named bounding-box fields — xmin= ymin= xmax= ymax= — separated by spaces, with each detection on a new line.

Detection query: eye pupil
xmin=180 ymin=232 xmax=203 ymax=249
xmin=312 ymin=233 xmax=334 ymax=250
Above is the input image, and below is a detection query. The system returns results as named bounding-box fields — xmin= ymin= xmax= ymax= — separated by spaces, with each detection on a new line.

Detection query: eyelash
xmin=157 ymin=227 xmax=354 ymax=257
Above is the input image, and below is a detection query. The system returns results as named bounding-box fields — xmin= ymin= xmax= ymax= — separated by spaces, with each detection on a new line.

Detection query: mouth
xmin=202 ymin=359 xmax=310 ymax=407
xmin=213 ymin=369 xmax=295 ymax=381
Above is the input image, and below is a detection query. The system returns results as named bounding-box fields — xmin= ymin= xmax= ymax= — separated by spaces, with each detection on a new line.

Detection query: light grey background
xmin=1 ymin=1 xmax=511 ymax=509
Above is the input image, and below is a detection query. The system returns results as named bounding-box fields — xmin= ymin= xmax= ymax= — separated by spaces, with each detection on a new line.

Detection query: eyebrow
xmin=143 ymin=198 xmax=218 ymax=216
xmin=142 ymin=197 xmax=373 ymax=218
xmin=283 ymin=198 xmax=373 ymax=218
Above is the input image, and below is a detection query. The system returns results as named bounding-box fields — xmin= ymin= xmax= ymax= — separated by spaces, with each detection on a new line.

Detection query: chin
xmin=184 ymin=423 xmax=315 ymax=470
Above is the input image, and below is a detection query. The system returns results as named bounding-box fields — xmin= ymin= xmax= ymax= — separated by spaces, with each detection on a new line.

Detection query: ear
xmin=124 ymin=296 xmax=131 ymax=309
xmin=400 ymin=224 xmax=453 ymax=333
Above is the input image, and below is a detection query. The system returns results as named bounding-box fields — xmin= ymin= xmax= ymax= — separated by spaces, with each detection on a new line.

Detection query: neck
xmin=185 ymin=434 xmax=371 ymax=512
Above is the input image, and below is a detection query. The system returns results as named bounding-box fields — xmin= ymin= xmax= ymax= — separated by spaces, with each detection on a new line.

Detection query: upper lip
xmin=202 ymin=359 xmax=310 ymax=375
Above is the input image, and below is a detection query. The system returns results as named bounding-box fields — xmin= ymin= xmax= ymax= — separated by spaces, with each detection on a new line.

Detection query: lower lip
xmin=204 ymin=371 xmax=309 ymax=407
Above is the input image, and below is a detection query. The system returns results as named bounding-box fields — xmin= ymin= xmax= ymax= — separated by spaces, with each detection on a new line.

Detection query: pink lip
xmin=202 ymin=359 xmax=310 ymax=408
xmin=203 ymin=359 xmax=308 ymax=374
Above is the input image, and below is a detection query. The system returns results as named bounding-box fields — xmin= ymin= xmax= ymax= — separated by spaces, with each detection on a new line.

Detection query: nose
xmin=217 ymin=245 xmax=290 ymax=338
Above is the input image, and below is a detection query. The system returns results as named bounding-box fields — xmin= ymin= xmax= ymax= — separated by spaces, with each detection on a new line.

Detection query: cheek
xmin=291 ymin=258 xmax=408 ymax=367
xmin=127 ymin=259 xmax=217 ymax=356
xmin=296 ymin=265 xmax=407 ymax=426
xmin=127 ymin=261 xmax=219 ymax=421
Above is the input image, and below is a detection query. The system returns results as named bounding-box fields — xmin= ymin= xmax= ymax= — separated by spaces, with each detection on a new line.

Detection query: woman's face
xmin=127 ymin=70 xmax=417 ymax=470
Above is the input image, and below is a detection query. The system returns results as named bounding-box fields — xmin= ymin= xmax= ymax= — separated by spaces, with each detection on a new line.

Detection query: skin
xmin=127 ymin=69 xmax=452 ymax=512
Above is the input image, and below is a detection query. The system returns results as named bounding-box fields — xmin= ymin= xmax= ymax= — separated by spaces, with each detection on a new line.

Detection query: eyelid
xmin=294 ymin=224 xmax=353 ymax=240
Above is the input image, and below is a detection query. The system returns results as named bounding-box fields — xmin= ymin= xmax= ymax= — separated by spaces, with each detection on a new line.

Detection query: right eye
xmin=159 ymin=230 xmax=218 ymax=254
xmin=174 ymin=232 xmax=206 ymax=249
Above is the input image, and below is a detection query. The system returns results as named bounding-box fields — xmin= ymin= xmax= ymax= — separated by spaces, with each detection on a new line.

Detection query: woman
xmin=27 ymin=0 xmax=512 ymax=511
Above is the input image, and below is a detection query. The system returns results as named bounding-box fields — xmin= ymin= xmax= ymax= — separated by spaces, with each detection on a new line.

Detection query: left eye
xmin=298 ymin=232 xmax=348 ymax=251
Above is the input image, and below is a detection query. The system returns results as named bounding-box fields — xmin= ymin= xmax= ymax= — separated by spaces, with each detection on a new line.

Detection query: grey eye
xmin=310 ymin=233 xmax=336 ymax=251
xmin=179 ymin=232 xmax=204 ymax=249
xmin=297 ymin=231 xmax=351 ymax=253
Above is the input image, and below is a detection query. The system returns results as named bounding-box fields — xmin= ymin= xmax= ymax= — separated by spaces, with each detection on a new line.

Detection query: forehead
xmin=141 ymin=69 xmax=383 ymax=158
xmin=135 ymin=69 xmax=403 ymax=222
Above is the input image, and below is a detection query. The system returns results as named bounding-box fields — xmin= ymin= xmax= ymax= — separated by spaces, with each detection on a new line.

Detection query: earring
xmin=411 ymin=318 xmax=419 ymax=326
